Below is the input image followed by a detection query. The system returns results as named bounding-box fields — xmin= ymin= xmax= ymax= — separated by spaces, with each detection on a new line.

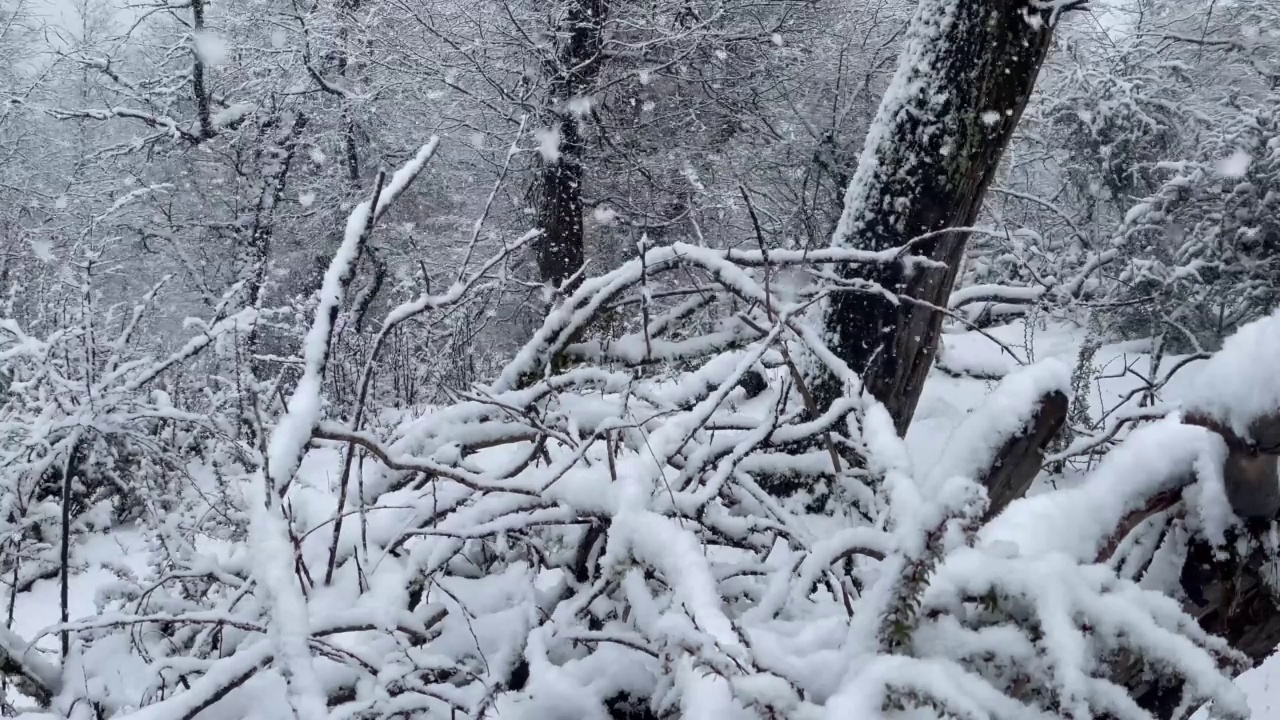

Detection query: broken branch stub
xmin=978 ymin=389 xmax=1068 ymax=520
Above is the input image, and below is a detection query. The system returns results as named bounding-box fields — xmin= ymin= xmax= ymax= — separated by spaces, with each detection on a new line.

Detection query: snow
xmin=267 ymin=137 xmax=439 ymax=488
xmin=0 ymin=628 xmax=61 ymax=696
xmin=10 ymin=0 xmax=1280 ymax=710
xmin=115 ymin=642 xmax=275 ymax=720
xmin=245 ymin=483 xmax=327 ymax=720
xmin=947 ymin=282 xmax=1045 ymax=308
xmin=827 ymin=0 xmax=961 ymax=250
xmin=591 ymin=205 xmax=617 ymax=225
xmin=607 ymin=510 xmax=744 ymax=658
xmin=1216 ymin=149 xmax=1253 ymax=178
xmin=239 ymin=140 xmax=440 ymax=719
xmin=7 ymin=275 xmax=1274 ymax=720
xmin=30 ymin=238 xmax=54 ymax=260
xmin=981 ymin=418 xmax=1231 ymax=560
xmin=928 ymin=548 xmax=1249 ymax=719
xmin=192 ymin=30 xmax=228 ymax=67
xmin=1181 ymin=306 xmax=1280 ymax=439
xmin=1194 ymin=661 xmax=1280 ymax=719
xmin=927 ymin=359 xmax=1070 ymax=494
xmin=534 ymin=127 xmax=561 ymax=163
xmin=566 ymin=96 xmax=593 ymax=118
xmin=211 ymin=102 xmax=255 ymax=129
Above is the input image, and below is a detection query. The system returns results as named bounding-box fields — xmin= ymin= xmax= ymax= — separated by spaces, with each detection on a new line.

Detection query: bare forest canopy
xmin=3 ymin=0 xmax=1280 ymax=718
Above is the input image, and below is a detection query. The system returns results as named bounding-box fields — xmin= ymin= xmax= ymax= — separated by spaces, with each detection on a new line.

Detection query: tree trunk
xmin=535 ymin=119 xmax=588 ymax=290
xmin=243 ymin=112 xmax=307 ymax=360
xmin=532 ymin=0 xmax=607 ymax=290
xmin=190 ymin=0 xmax=213 ymax=139
xmin=979 ymin=389 xmax=1068 ymax=520
xmin=814 ymin=1 xmax=1075 ymax=434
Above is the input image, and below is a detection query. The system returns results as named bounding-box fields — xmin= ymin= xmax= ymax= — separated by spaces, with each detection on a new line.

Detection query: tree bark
xmin=243 ymin=112 xmax=307 ymax=359
xmin=532 ymin=0 xmax=607 ymax=290
xmin=190 ymin=0 xmax=213 ymax=139
xmin=814 ymin=1 xmax=1075 ymax=435
xmin=979 ymin=389 xmax=1068 ymax=520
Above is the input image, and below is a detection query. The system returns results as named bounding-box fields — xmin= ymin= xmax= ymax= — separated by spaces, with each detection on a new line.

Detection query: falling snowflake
xmin=1216 ymin=149 xmax=1252 ymax=178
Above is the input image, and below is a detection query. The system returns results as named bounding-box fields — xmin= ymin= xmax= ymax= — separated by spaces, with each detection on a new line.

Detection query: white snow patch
xmin=567 ymin=96 xmax=594 ymax=118
xmin=1182 ymin=306 xmax=1280 ymax=438
xmin=299 ymin=191 xmax=316 ymax=208
xmin=211 ymin=102 xmax=255 ymax=129
xmin=534 ymin=127 xmax=561 ymax=163
xmin=30 ymin=238 xmax=55 ymax=260
xmin=1193 ymin=656 xmax=1280 ymax=719
xmin=592 ymin=205 xmax=618 ymax=225
xmin=192 ymin=30 xmax=228 ymax=66
xmin=1216 ymin=149 xmax=1252 ymax=178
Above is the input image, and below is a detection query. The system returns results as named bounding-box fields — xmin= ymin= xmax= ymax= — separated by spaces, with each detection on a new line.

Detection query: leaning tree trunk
xmin=532 ymin=0 xmax=608 ymax=291
xmin=813 ymin=0 xmax=1078 ymax=435
xmin=809 ymin=3 xmax=1280 ymax=715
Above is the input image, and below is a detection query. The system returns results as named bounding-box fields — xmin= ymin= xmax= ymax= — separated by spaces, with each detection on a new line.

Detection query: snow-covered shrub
xmin=956 ymin=0 xmax=1280 ymax=347
xmin=1112 ymin=101 xmax=1280 ymax=352
xmin=0 ymin=151 xmax=1257 ymax=719
xmin=0 ymin=272 xmax=256 ymax=601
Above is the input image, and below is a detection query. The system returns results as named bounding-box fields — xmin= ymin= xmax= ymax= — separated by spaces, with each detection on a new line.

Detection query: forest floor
xmin=10 ymin=317 xmax=1279 ymax=717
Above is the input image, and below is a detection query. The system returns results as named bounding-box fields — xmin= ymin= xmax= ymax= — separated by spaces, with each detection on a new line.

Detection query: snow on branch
xmin=13 ymin=202 xmax=1258 ymax=720
xmin=983 ymin=418 xmax=1233 ymax=561
xmin=928 ymin=360 xmax=1070 ymax=517
xmin=0 ymin=627 xmax=60 ymax=706
xmin=267 ymin=138 xmax=440 ymax=491
xmin=1181 ymin=307 xmax=1280 ymax=442
xmin=987 ymin=307 xmax=1280 ymax=565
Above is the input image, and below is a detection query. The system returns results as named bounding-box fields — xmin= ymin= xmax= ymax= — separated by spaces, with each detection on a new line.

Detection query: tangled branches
xmin=0 ymin=147 xmax=1253 ymax=720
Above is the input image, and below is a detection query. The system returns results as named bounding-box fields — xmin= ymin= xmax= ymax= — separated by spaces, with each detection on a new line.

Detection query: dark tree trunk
xmin=190 ymin=0 xmax=213 ymax=139
xmin=535 ymin=119 xmax=588 ymax=290
xmin=532 ymin=0 xmax=607 ymax=290
xmin=979 ymin=389 xmax=1068 ymax=520
xmin=337 ymin=0 xmax=363 ymax=183
xmin=814 ymin=1 xmax=1075 ymax=435
xmin=242 ymin=112 xmax=307 ymax=359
